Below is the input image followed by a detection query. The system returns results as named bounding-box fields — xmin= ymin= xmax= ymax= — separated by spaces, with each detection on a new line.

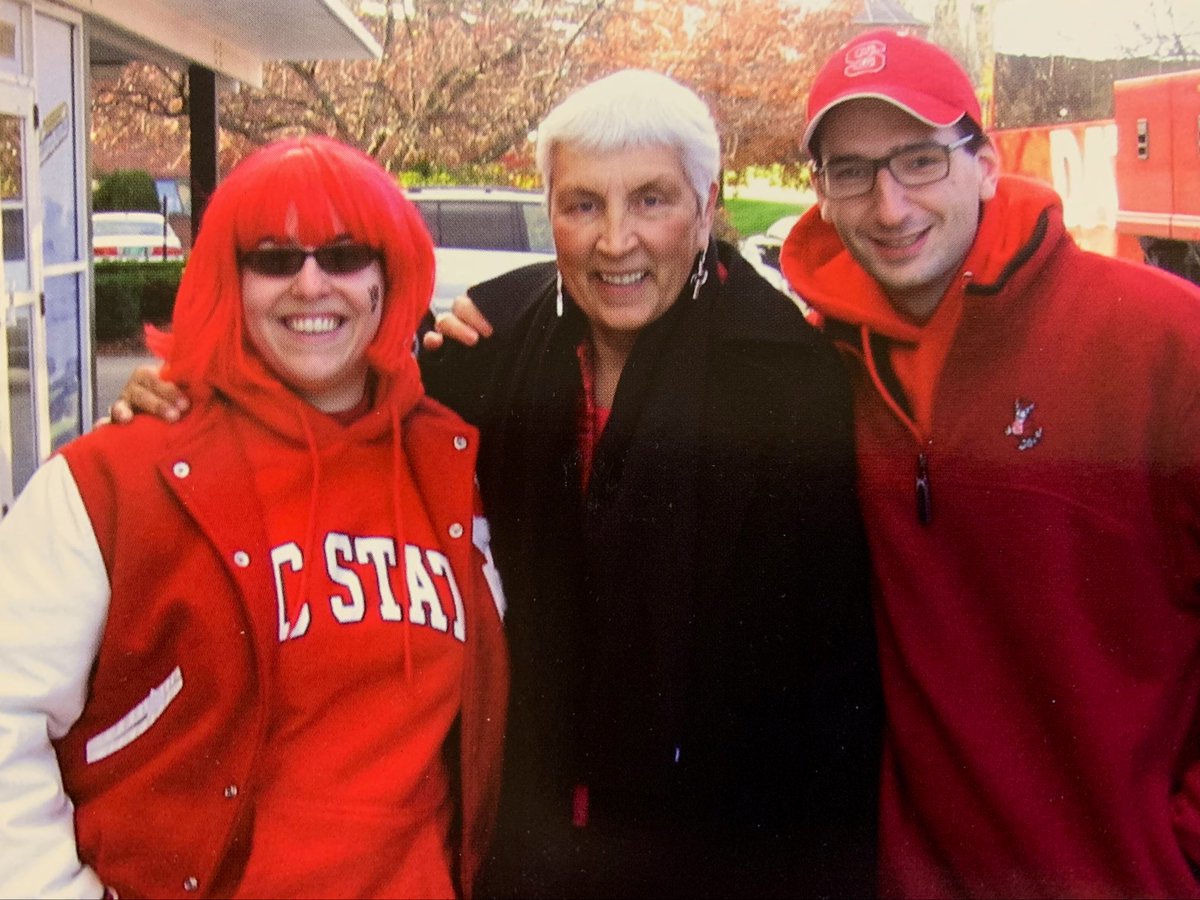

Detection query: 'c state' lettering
xmin=269 ymin=532 xmax=467 ymax=644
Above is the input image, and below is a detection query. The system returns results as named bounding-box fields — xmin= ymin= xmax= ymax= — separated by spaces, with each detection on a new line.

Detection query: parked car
xmin=407 ymin=186 xmax=556 ymax=315
xmin=738 ymin=214 xmax=801 ymax=295
xmin=92 ymin=211 xmax=183 ymax=262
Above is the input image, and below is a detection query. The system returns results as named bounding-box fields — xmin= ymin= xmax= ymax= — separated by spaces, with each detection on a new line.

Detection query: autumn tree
xmin=92 ymin=0 xmax=615 ymax=177
xmin=90 ymin=0 xmax=858 ymax=182
xmin=589 ymin=0 xmax=858 ymax=172
xmin=91 ymin=65 xmax=194 ymax=177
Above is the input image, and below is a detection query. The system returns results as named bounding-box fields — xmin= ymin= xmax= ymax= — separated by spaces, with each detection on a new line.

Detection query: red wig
xmin=149 ymin=136 xmax=435 ymax=399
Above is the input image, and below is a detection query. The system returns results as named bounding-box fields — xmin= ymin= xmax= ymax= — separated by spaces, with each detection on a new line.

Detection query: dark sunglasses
xmin=238 ymin=242 xmax=381 ymax=277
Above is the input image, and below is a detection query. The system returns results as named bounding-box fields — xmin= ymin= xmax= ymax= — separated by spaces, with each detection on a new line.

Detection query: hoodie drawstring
xmin=391 ymin=402 xmax=413 ymax=685
xmin=294 ymin=402 xmax=324 ymax=635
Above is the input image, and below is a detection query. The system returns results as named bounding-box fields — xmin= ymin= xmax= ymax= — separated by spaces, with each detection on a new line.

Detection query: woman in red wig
xmin=0 ymin=136 xmax=507 ymax=899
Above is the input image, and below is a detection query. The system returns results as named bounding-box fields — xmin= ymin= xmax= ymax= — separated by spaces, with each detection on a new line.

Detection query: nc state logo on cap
xmin=844 ymin=39 xmax=886 ymax=77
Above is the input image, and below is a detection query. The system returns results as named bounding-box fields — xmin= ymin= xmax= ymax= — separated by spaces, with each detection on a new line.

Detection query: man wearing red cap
xmin=782 ymin=27 xmax=1200 ymax=899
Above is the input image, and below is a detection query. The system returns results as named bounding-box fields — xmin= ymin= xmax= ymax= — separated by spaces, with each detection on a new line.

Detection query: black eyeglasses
xmin=238 ymin=242 xmax=381 ymax=277
xmin=814 ymin=135 xmax=975 ymax=200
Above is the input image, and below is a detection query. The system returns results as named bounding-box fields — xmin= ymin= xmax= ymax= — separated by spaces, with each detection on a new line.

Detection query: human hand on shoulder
xmin=108 ymin=362 xmax=189 ymax=424
xmin=421 ymin=294 xmax=494 ymax=352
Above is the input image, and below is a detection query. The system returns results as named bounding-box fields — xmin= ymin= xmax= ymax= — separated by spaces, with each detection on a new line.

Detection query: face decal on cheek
xmin=369 ymin=284 xmax=381 ymax=314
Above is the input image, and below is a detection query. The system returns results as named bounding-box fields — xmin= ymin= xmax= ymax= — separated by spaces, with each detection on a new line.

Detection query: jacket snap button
xmin=224 ymin=784 xmax=238 ymax=798
xmin=453 ymin=435 xmax=468 ymax=451
xmin=233 ymin=551 xmax=251 ymax=568
xmin=183 ymin=876 xmax=199 ymax=891
xmin=172 ymin=461 xmax=190 ymax=478
xmin=448 ymin=522 xmax=464 ymax=539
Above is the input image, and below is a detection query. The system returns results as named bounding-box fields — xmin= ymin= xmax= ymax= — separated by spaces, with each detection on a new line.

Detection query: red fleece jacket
xmin=784 ymin=175 xmax=1200 ymax=898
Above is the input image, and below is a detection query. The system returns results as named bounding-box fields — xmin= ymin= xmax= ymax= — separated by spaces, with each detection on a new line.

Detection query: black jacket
xmin=420 ymin=240 xmax=880 ymax=899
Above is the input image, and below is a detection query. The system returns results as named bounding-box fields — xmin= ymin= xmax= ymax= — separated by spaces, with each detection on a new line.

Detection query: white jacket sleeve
xmin=0 ymin=455 xmax=108 ymax=898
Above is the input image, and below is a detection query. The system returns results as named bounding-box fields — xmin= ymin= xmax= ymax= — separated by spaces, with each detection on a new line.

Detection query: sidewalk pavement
xmin=95 ymin=350 xmax=158 ymax=420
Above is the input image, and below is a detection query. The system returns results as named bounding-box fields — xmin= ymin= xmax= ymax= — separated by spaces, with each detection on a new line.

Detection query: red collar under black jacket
xmin=44 ymin=391 xmax=507 ymax=899
xmin=783 ymin=175 xmax=1200 ymax=898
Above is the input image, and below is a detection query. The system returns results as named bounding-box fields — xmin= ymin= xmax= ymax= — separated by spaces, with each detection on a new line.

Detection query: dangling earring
xmin=556 ymin=270 xmax=564 ymax=317
xmin=690 ymin=247 xmax=709 ymax=300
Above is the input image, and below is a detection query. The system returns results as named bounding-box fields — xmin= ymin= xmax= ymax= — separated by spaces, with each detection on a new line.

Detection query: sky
xmin=792 ymin=0 xmax=1200 ymax=60
xmin=904 ymin=0 xmax=1199 ymax=60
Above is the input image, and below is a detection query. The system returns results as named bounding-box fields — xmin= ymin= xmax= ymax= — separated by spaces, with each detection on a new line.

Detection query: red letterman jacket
xmin=50 ymin=396 xmax=507 ymax=899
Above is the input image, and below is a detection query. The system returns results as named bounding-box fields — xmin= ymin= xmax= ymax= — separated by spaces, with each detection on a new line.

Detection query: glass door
xmin=0 ymin=80 xmax=43 ymax=516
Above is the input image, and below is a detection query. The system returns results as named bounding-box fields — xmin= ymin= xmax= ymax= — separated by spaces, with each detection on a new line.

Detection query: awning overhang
xmin=64 ymin=0 xmax=381 ymax=87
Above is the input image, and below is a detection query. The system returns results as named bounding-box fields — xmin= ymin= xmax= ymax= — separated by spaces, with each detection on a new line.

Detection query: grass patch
xmin=723 ymin=197 xmax=809 ymax=238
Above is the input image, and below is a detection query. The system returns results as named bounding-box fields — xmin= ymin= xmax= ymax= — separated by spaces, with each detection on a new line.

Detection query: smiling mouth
xmin=872 ymin=229 xmax=929 ymax=251
xmin=598 ymin=271 xmax=648 ymax=286
xmin=284 ymin=315 xmax=343 ymax=335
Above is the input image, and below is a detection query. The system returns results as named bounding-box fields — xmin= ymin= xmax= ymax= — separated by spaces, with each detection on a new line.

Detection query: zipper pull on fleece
xmin=916 ymin=452 xmax=932 ymax=525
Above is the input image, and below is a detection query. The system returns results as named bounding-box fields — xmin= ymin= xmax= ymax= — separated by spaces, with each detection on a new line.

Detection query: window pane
xmin=438 ymin=202 xmax=519 ymax=251
xmin=6 ymin=304 xmax=37 ymax=493
xmin=411 ymin=201 xmax=439 ymax=242
xmin=36 ymin=13 xmax=80 ymax=265
xmin=522 ymin=203 xmax=553 ymax=253
xmin=0 ymin=111 xmax=29 ymax=292
xmin=45 ymin=273 xmax=81 ymax=449
xmin=0 ymin=1 xmax=23 ymax=80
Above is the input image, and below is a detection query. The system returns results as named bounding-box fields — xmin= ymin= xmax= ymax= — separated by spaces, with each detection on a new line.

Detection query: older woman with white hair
xmin=422 ymin=69 xmax=881 ymax=899
xmin=113 ymin=69 xmax=881 ymax=898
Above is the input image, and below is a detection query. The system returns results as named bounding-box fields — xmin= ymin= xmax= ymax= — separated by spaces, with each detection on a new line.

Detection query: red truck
xmin=1113 ymin=68 xmax=1200 ymax=282
xmin=991 ymin=67 xmax=1200 ymax=284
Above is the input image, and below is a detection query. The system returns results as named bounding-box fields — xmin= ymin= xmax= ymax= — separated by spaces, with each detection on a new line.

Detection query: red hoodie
xmin=783 ymin=176 xmax=1200 ymax=898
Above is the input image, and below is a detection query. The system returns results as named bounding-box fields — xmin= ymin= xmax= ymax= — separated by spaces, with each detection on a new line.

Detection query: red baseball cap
xmin=802 ymin=28 xmax=981 ymax=154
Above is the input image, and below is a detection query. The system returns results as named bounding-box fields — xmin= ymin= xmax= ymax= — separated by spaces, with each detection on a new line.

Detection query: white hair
xmin=535 ymin=69 xmax=721 ymax=208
